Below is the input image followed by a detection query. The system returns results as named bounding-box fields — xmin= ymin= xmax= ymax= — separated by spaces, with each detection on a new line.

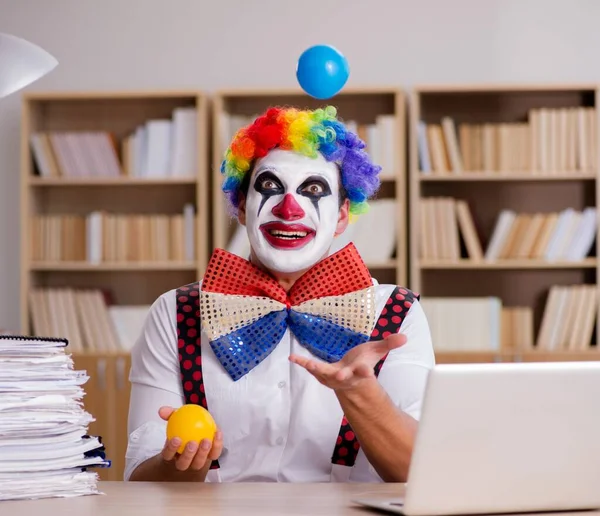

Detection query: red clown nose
xmin=272 ymin=194 xmax=305 ymax=220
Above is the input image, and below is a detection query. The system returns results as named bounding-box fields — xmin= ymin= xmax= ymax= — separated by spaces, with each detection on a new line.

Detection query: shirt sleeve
xmin=124 ymin=289 xmax=185 ymax=481
xmin=378 ymin=298 xmax=435 ymax=421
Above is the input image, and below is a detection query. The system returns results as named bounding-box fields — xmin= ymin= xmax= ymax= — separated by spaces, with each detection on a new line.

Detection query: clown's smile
xmin=260 ymin=221 xmax=316 ymax=249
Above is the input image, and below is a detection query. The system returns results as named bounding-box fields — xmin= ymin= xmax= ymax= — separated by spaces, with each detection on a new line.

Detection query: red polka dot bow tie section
xmin=200 ymin=244 xmax=378 ymax=381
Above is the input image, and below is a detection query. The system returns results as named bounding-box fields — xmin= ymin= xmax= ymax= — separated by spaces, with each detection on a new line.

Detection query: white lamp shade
xmin=0 ymin=32 xmax=58 ymax=98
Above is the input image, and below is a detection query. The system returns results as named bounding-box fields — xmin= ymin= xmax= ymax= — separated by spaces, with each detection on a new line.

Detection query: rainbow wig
xmin=221 ymin=105 xmax=382 ymax=218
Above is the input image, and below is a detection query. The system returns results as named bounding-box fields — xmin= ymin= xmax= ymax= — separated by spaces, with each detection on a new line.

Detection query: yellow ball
xmin=166 ymin=404 xmax=217 ymax=455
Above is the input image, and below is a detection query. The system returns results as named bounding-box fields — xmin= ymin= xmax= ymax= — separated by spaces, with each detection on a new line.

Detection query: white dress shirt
xmin=125 ymin=280 xmax=435 ymax=482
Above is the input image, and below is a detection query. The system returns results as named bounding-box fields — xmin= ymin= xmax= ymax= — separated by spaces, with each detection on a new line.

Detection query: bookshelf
xmin=409 ymin=84 xmax=600 ymax=362
xmin=20 ymin=90 xmax=208 ymax=337
xmin=20 ymin=91 xmax=208 ymax=480
xmin=212 ymin=87 xmax=407 ymax=286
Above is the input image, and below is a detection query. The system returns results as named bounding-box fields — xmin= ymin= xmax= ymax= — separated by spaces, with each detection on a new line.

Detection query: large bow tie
xmin=200 ymin=243 xmax=377 ymax=381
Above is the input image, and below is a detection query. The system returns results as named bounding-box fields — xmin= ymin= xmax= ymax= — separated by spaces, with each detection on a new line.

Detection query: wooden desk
xmin=2 ymin=481 xmax=403 ymax=515
xmin=4 ymin=481 xmax=600 ymax=516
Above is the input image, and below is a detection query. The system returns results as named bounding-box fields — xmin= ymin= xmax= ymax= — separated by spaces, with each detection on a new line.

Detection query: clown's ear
xmin=0 ymin=33 xmax=58 ymax=99
xmin=237 ymin=195 xmax=247 ymax=226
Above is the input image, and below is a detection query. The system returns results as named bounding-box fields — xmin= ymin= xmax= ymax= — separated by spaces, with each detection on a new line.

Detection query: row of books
xmin=537 ymin=284 xmax=597 ymax=351
xmin=420 ymin=297 xmax=532 ymax=351
xmin=485 ymin=207 xmax=596 ymax=261
xmin=28 ymin=288 xmax=149 ymax=353
xmin=219 ymin=112 xmax=398 ymax=177
xmin=421 ymin=284 xmax=597 ymax=351
xmin=419 ymin=197 xmax=596 ymax=262
xmin=30 ymin=106 xmax=197 ymax=179
xmin=30 ymin=132 xmax=121 ymax=178
xmin=31 ymin=205 xmax=196 ymax=263
xmin=123 ymin=107 xmax=197 ymax=178
xmin=419 ymin=107 xmax=597 ymax=174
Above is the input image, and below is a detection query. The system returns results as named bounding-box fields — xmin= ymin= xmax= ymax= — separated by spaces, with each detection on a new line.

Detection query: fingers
xmin=158 ymin=406 xmax=176 ymax=421
xmin=161 ymin=437 xmax=181 ymax=462
xmin=290 ymin=334 xmax=407 ymax=390
xmin=179 ymin=431 xmax=223 ymax=471
xmin=289 ymin=354 xmax=335 ymax=376
xmin=175 ymin=440 xmax=200 ymax=471
xmin=288 ymin=354 xmax=312 ymax=369
xmin=208 ymin=430 xmax=224 ymax=461
xmin=188 ymin=438 xmax=213 ymax=470
xmin=371 ymin=332 xmax=407 ymax=353
xmin=162 ymin=430 xmax=224 ymax=472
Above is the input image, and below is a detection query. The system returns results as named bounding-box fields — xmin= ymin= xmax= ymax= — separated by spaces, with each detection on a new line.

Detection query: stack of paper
xmin=0 ymin=335 xmax=108 ymax=501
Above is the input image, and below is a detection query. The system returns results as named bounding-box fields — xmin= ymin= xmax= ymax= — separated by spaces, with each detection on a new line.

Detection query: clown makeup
xmin=243 ymin=149 xmax=343 ymax=274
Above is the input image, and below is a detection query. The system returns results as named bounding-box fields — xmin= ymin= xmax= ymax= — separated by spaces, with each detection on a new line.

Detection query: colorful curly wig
xmin=220 ymin=105 xmax=382 ymax=218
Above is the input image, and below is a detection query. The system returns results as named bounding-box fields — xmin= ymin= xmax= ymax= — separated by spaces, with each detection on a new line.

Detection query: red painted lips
xmin=260 ymin=222 xmax=315 ymax=249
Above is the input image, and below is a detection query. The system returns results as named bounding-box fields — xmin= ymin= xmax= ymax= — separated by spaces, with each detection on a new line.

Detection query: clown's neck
xmin=249 ymin=250 xmax=316 ymax=292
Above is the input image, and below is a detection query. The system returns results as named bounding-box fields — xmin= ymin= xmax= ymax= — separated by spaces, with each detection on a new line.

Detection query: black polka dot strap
xmin=330 ymin=286 xmax=419 ymax=468
xmin=176 ymin=282 xmax=220 ymax=470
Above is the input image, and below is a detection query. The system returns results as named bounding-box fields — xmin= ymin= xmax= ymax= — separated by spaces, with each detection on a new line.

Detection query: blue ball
xmin=296 ymin=45 xmax=349 ymax=100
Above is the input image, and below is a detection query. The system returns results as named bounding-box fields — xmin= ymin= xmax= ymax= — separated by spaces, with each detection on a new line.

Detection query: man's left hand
xmin=289 ymin=333 xmax=407 ymax=391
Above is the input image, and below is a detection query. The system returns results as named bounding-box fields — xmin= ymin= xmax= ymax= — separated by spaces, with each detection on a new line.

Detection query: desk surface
xmin=3 ymin=481 xmax=402 ymax=515
xmin=3 ymin=481 xmax=600 ymax=516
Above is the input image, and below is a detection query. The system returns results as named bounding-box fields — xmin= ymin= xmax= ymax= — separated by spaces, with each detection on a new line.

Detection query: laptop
xmin=355 ymin=361 xmax=600 ymax=515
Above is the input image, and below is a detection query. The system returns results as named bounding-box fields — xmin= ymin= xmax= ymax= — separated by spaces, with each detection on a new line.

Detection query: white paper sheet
xmin=0 ymin=336 xmax=106 ymax=500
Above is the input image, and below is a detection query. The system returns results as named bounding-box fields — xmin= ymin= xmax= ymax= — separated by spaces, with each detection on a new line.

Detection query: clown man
xmin=125 ymin=105 xmax=435 ymax=483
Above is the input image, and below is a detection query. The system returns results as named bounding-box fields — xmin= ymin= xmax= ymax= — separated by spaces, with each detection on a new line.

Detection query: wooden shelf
xmin=214 ymin=85 xmax=404 ymax=97
xmin=516 ymin=350 xmax=600 ymax=361
xmin=21 ymin=90 xmax=210 ymax=333
xmin=30 ymin=261 xmax=198 ymax=271
xmin=23 ymin=89 xmax=206 ymax=100
xmin=29 ymin=177 xmax=197 ymax=186
xmin=434 ymin=350 xmax=513 ymax=362
xmin=414 ymin=83 xmax=599 ymax=93
xmin=420 ymin=258 xmax=597 ymax=270
xmin=419 ymin=171 xmax=596 ymax=181
xmin=366 ymin=260 xmax=398 ymax=269
xmin=409 ymin=84 xmax=600 ymax=361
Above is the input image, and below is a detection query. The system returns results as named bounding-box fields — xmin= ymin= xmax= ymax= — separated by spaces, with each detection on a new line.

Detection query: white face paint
xmin=243 ymin=149 xmax=341 ymax=274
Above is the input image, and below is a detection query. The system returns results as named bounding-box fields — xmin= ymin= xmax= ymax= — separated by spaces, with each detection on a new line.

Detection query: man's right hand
xmin=158 ymin=406 xmax=223 ymax=473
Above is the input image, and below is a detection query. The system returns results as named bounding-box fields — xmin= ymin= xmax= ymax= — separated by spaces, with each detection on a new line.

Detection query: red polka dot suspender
xmin=330 ymin=286 xmax=418 ymax=467
xmin=175 ymin=282 xmax=419 ymax=472
xmin=176 ymin=282 xmax=220 ymax=469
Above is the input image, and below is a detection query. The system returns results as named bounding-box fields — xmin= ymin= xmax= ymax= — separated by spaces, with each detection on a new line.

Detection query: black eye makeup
xmin=254 ymin=171 xmax=284 ymax=215
xmin=254 ymin=171 xmax=283 ymax=193
xmin=297 ymin=176 xmax=332 ymax=199
xmin=297 ymin=175 xmax=332 ymax=219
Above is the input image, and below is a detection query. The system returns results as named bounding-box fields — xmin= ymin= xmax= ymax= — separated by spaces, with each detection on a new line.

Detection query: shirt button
xmin=276 ymin=437 xmax=284 ymax=445
xmin=278 ymin=381 xmax=286 ymax=389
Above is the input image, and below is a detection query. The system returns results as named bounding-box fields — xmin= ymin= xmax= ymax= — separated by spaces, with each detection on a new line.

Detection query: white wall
xmin=1 ymin=0 xmax=600 ymax=330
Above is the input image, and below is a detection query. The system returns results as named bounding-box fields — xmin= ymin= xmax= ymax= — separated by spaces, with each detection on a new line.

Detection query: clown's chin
xmin=255 ymin=236 xmax=324 ymax=274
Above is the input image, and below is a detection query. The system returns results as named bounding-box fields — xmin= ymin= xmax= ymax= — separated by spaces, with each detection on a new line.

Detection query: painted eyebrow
xmin=254 ymin=170 xmax=283 ymax=184
xmin=298 ymin=175 xmax=333 ymax=188
xmin=253 ymin=165 xmax=280 ymax=175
